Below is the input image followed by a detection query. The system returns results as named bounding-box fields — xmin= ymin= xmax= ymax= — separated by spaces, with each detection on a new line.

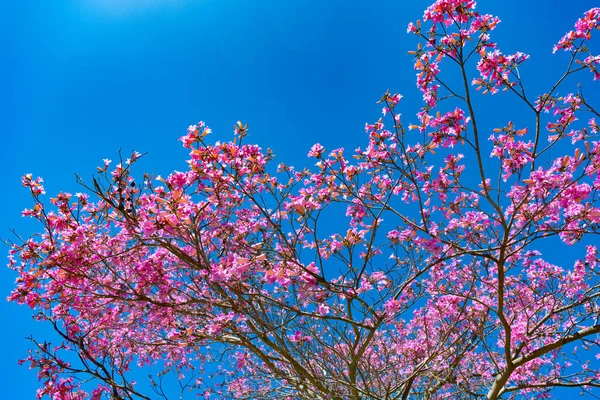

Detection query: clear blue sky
xmin=1 ymin=0 xmax=596 ymax=398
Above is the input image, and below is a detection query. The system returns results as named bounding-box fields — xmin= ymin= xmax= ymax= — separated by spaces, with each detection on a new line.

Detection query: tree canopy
xmin=8 ymin=1 xmax=600 ymax=399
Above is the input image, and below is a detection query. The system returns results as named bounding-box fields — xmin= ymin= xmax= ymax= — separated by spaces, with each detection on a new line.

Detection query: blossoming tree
xmin=8 ymin=1 xmax=600 ymax=399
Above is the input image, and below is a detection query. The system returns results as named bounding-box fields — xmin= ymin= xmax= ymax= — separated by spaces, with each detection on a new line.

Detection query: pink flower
xmin=307 ymin=143 xmax=325 ymax=158
xmin=316 ymin=303 xmax=330 ymax=315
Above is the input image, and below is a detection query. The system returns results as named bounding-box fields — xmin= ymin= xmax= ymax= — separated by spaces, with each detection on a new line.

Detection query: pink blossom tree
xmin=8 ymin=1 xmax=600 ymax=399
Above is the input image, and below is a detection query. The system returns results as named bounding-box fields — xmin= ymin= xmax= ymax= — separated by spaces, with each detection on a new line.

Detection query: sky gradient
xmin=2 ymin=0 xmax=597 ymax=397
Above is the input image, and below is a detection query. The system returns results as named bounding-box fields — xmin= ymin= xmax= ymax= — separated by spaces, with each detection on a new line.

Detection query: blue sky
xmin=1 ymin=0 xmax=597 ymax=398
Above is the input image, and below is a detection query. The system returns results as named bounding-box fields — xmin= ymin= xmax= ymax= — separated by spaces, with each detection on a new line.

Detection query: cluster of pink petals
xmin=554 ymin=8 xmax=600 ymax=53
xmin=473 ymin=50 xmax=529 ymax=94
